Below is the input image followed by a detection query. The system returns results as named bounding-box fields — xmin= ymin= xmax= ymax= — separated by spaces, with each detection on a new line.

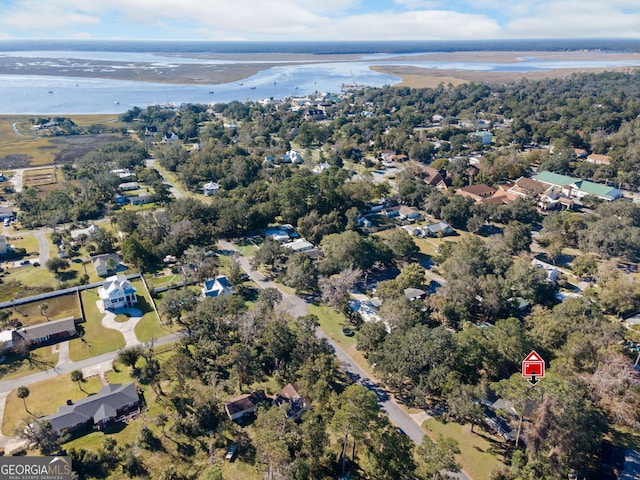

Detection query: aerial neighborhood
xmin=1 ymin=72 xmax=640 ymax=480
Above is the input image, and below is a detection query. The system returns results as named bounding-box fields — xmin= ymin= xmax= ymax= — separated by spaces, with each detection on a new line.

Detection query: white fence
xmin=0 ymin=273 xmax=141 ymax=309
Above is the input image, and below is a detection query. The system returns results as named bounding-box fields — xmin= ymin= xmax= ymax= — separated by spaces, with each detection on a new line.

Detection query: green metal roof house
xmin=534 ymin=171 xmax=622 ymax=201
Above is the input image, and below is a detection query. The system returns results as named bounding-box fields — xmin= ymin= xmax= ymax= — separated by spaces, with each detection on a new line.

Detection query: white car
xmin=225 ymin=444 xmax=236 ymax=461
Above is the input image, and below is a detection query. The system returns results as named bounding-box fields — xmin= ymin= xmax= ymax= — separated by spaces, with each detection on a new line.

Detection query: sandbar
xmin=0 ymin=50 xmax=638 ymax=87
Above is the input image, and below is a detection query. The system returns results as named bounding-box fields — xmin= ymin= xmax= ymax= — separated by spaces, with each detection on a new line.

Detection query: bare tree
xmin=319 ymin=267 xmax=363 ymax=309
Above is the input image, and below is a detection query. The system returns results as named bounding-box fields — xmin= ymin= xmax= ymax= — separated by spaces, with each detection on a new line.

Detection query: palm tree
xmin=70 ymin=370 xmax=85 ymax=393
xmin=39 ymin=303 xmax=49 ymax=321
xmin=16 ymin=386 xmax=31 ymax=415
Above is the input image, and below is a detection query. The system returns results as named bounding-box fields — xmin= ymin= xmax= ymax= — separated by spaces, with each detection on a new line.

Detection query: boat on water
xmin=209 ymin=91 xmax=214 ymax=94
xmin=250 ymin=86 xmax=256 ymax=90
xmin=114 ymin=101 xmax=120 ymax=105
xmin=48 ymin=91 xmax=53 ymax=94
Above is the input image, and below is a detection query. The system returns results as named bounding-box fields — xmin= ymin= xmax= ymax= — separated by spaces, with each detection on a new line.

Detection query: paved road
xmin=33 ymin=229 xmax=49 ymax=267
xmin=145 ymin=158 xmax=184 ymax=199
xmin=218 ymin=239 xmax=471 ymax=479
xmin=7 ymin=165 xmax=52 ymax=194
xmin=0 ymin=332 xmax=182 ymax=396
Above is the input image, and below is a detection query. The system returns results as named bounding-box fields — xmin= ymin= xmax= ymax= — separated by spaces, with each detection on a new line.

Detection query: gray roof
xmin=13 ymin=317 xmax=76 ymax=343
xmin=404 ymin=288 xmax=427 ymax=300
xmin=43 ymin=383 xmax=138 ymax=433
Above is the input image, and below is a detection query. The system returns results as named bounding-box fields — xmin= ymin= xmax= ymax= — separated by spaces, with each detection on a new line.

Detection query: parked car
xmin=225 ymin=444 xmax=237 ymax=461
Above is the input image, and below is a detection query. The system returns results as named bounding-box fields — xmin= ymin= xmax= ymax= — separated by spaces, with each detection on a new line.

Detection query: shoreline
xmin=0 ymin=50 xmax=639 ymax=87
xmin=370 ymin=65 xmax=640 ymax=89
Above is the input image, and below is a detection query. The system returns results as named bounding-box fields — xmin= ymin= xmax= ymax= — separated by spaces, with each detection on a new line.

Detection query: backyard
xmin=3 ymin=373 xmax=104 ymax=437
xmin=70 ymin=290 xmax=126 ymax=361
xmin=423 ymin=417 xmax=506 ymax=480
xmin=2 ymin=292 xmax=81 ymax=327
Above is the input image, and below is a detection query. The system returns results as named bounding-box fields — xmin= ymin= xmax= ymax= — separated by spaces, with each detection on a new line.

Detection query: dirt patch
xmin=0 ymin=154 xmax=32 ymax=169
xmin=51 ymin=134 xmax=127 ymax=164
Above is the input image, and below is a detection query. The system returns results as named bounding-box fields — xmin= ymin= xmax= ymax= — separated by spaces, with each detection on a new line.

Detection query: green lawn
xmin=5 ymin=292 xmax=80 ymax=326
xmin=127 ymin=279 xmax=173 ymax=343
xmin=152 ymin=162 xmax=196 ymax=200
xmin=236 ymin=242 xmax=258 ymax=257
xmin=1 ymin=265 xmax=57 ymax=291
xmin=6 ymin=234 xmax=39 ymax=257
xmin=146 ymin=272 xmax=181 ymax=289
xmin=423 ymin=418 xmax=505 ymax=480
xmin=309 ymin=304 xmax=356 ymax=349
xmin=3 ymin=374 xmax=104 ymax=436
xmin=0 ymin=344 xmax=59 ymax=381
xmin=70 ymin=290 xmax=125 ymax=361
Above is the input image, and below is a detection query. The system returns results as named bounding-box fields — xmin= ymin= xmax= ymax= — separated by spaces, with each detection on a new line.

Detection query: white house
xmin=281 ymin=150 xmax=303 ymax=164
xmin=98 ymin=275 xmax=137 ymax=310
xmin=203 ymin=181 xmax=220 ymax=196
xmin=313 ymin=162 xmax=330 ymax=174
xmin=202 ymin=275 xmax=234 ymax=298
xmin=118 ymin=182 xmax=139 ymax=191
xmin=283 ymin=238 xmax=314 ymax=253
xmin=70 ymin=224 xmax=98 ymax=240
xmin=265 ymin=227 xmax=291 ymax=243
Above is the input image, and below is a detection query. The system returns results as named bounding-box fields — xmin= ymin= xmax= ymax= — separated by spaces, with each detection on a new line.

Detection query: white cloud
xmin=2 ymin=3 xmax=100 ymax=31
xmin=0 ymin=0 xmax=639 ymax=39
xmin=504 ymin=1 xmax=640 ymax=38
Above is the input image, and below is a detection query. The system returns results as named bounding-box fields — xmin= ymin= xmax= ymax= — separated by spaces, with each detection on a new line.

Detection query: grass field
xmin=5 ymin=234 xmax=39 ymax=257
xmin=5 ymin=292 xmax=80 ymax=326
xmin=0 ymin=115 xmax=122 ymax=169
xmin=0 ymin=344 xmax=59 ymax=381
xmin=308 ymin=304 xmax=375 ymax=378
xmin=3 ymin=374 xmax=104 ymax=436
xmin=0 ymin=265 xmax=57 ymax=292
xmin=423 ymin=417 xmax=506 ymax=480
xmin=131 ymin=280 xmax=178 ymax=343
xmin=70 ymin=289 xmax=125 ymax=361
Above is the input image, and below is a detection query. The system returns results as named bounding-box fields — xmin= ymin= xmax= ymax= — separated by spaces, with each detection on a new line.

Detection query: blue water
xmin=1 ymin=39 xmax=640 ymax=114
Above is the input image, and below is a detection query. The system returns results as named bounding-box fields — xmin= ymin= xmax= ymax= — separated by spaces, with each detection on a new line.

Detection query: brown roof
xmin=573 ymin=148 xmax=588 ymax=157
xmin=224 ymin=390 xmax=267 ymax=416
xmin=586 ymin=153 xmax=611 ymax=164
xmin=421 ymin=166 xmax=444 ymax=186
xmin=274 ymin=383 xmax=301 ymax=402
xmin=398 ymin=205 xmax=420 ymax=216
xmin=456 ymin=183 xmax=496 ymax=198
xmin=512 ymin=177 xmax=549 ymax=196
xmin=479 ymin=191 xmax=517 ymax=205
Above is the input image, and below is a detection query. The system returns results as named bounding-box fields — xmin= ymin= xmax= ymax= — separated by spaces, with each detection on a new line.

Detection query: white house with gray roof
xmin=98 ymin=275 xmax=137 ymax=310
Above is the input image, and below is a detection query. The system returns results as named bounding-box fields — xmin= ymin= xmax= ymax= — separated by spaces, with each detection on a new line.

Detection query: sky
xmin=0 ymin=0 xmax=639 ymax=41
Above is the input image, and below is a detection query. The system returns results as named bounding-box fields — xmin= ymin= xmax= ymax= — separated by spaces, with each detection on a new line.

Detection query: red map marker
xmin=522 ymin=350 xmax=545 ymax=386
